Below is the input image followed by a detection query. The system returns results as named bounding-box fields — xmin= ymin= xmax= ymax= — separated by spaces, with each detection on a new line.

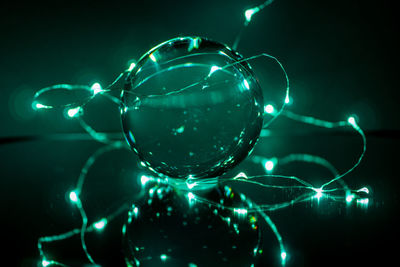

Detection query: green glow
xmin=243 ymin=79 xmax=250 ymax=90
xmin=149 ymin=53 xmax=157 ymax=62
xmin=234 ymin=172 xmax=248 ymax=179
xmin=357 ymin=187 xmax=369 ymax=194
xmin=186 ymin=180 xmax=197 ymax=189
xmin=281 ymin=251 xmax=287 ymax=263
xmin=285 ymin=95 xmax=291 ymax=104
xmin=264 ymin=159 xmax=275 ymax=172
xmin=34 ymin=102 xmax=48 ymax=109
xmin=264 ymin=104 xmax=275 ymax=114
xmin=69 ymin=191 xmax=78 ymax=203
xmin=160 ymin=254 xmax=168 ymax=261
xmin=91 ymin=82 xmax=102 ymax=95
xmin=233 ymin=208 xmax=248 ymax=216
xmin=128 ymin=62 xmax=136 ymax=71
xmin=188 ymin=192 xmax=196 ymax=204
xmin=208 ymin=65 xmax=221 ymax=77
xmin=67 ymin=107 xmax=81 ymax=118
xmin=33 ymin=2 xmax=368 ymax=266
xmin=41 ymin=259 xmax=51 ymax=267
xmin=188 ymin=37 xmax=201 ymax=52
xmin=140 ymin=175 xmax=152 ymax=186
xmin=347 ymin=116 xmax=356 ymax=126
xmin=357 ymin=198 xmax=369 ymax=205
xmin=346 ymin=194 xmax=355 ymax=203
xmin=175 ymin=125 xmax=185 ymax=134
xmin=313 ymin=188 xmax=323 ymax=200
xmin=93 ymin=218 xmax=107 ymax=231
xmin=245 ymin=8 xmax=259 ymax=22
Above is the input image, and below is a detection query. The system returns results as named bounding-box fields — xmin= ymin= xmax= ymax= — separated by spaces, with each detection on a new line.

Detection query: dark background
xmin=1 ymin=0 xmax=399 ymax=266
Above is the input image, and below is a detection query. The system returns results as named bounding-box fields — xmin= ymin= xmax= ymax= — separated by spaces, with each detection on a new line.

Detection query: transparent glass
xmin=123 ymin=183 xmax=262 ymax=266
xmin=121 ymin=37 xmax=264 ymax=179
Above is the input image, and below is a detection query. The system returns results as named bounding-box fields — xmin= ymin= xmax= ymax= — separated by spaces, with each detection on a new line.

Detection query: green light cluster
xmin=32 ymin=1 xmax=370 ymax=266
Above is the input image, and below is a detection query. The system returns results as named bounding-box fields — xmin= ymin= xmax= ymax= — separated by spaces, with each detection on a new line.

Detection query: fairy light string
xmin=32 ymin=2 xmax=370 ymax=266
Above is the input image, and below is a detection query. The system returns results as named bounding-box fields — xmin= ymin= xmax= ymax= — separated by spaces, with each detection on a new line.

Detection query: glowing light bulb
xmin=347 ymin=116 xmax=356 ymax=126
xmin=34 ymin=102 xmax=47 ymax=109
xmin=264 ymin=104 xmax=275 ymax=114
xmin=94 ymin=218 xmax=107 ymax=231
xmin=281 ymin=251 xmax=287 ymax=262
xmin=66 ymin=107 xmax=81 ymax=118
xmin=243 ymin=79 xmax=250 ymax=90
xmin=160 ymin=254 xmax=168 ymax=261
xmin=140 ymin=175 xmax=152 ymax=186
xmin=346 ymin=194 xmax=355 ymax=203
xmin=285 ymin=95 xmax=291 ymax=104
xmin=245 ymin=8 xmax=258 ymax=22
xmin=149 ymin=53 xmax=157 ymax=62
xmin=133 ymin=206 xmax=139 ymax=217
xmin=128 ymin=62 xmax=136 ymax=71
xmin=91 ymin=82 xmax=102 ymax=95
xmin=42 ymin=259 xmax=51 ymax=267
xmin=69 ymin=190 xmax=78 ymax=203
xmin=313 ymin=188 xmax=323 ymax=200
xmin=264 ymin=160 xmax=275 ymax=172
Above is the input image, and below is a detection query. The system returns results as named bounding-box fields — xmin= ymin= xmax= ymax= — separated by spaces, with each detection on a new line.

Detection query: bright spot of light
xmin=357 ymin=198 xmax=369 ymax=205
xmin=313 ymin=188 xmax=323 ymax=200
xmin=188 ymin=192 xmax=196 ymax=203
xmin=243 ymin=79 xmax=250 ymax=90
xmin=284 ymin=95 xmax=289 ymax=104
xmin=264 ymin=160 xmax=275 ymax=172
xmin=34 ymin=102 xmax=47 ymax=109
xmin=208 ymin=65 xmax=221 ymax=77
xmin=91 ymin=82 xmax=102 ymax=95
xmin=281 ymin=251 xmax=287 ymax=262
xmin=141 ymin=175 xmax=152 ymax=186
xmin=245 ymin=8 xmax=258 ymax=22
xmin=128 ymin=62 xmax=136 ymax=71
xmin=234 ymin=172 xmax=248 ymax=179
xmin=94 ymin=218 xmax=107 ymax=231
xmin=357 ymin=187 xmax=369 ymax=194
xmin=285 ymin=95 xmax=291 ymax=104
xmin=149 ymin=53 xmax=157 ymax=62
xmin=186 ymin=180 xmax=197 ymax=190
xmin=264 ymin=104 xmax=275 ymax=114
xmin=346 ymin=194 xmax=355 ymax=203
xmin=42 ymin=259 xmax=51 ymax=267
xmin=233 ymin=208 xmax=248 ymax=216
xmin=348 ymin=116 xmax=356 ymax=126
xmin=67 ymin=107 xmax=80 ymax=118
xmin=69 ymin=190 xmax=78 ymax=203
xmin=160 ymin=254 xmax=168 ymax=261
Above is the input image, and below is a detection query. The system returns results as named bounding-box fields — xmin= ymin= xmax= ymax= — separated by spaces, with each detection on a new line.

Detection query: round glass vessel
xmin=121 ymin=36 xmax=264 ymax=179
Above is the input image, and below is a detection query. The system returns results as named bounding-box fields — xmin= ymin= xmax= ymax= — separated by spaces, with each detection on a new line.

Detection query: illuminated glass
xmin=123 ymin=184 xmax=262 ymax=266
xmin=121 ymin=37 xmax=264 ymax=179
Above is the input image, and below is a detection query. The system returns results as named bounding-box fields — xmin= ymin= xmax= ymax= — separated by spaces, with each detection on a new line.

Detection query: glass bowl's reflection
xmin=123 ymin=181 xmax=262 ymax=267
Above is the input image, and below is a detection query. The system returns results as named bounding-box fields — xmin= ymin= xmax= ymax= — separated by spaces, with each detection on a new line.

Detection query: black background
xmin=1 ymin=0 xmax=399 ymax=266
